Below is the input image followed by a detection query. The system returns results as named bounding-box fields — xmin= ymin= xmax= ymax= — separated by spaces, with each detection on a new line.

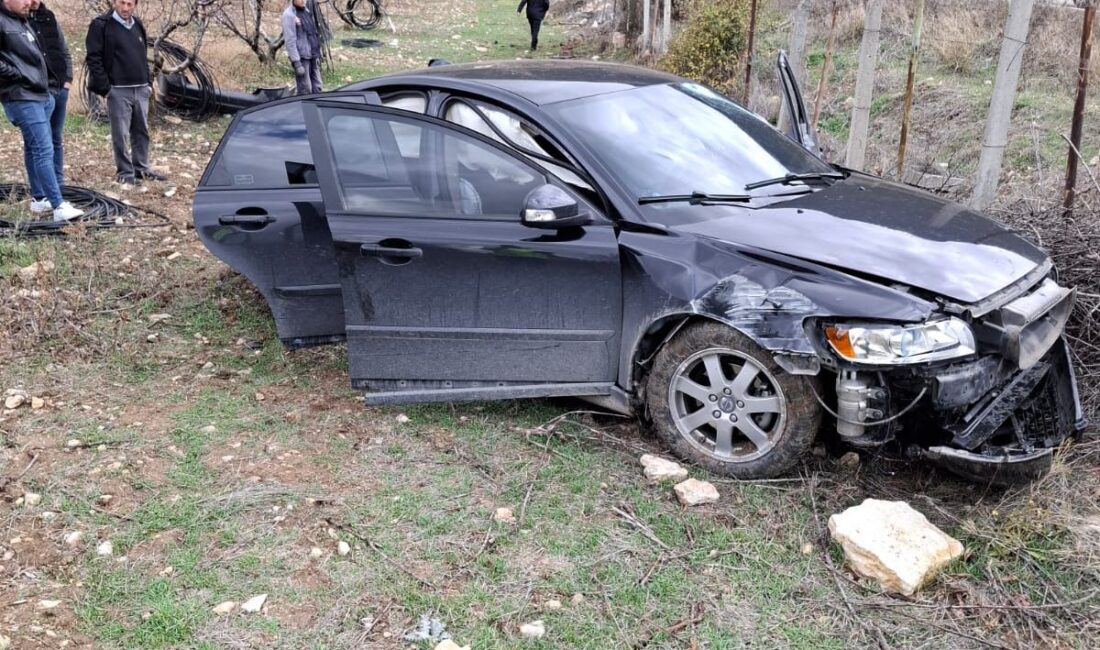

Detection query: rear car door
xmin=300 ymin=101 xmax=623 ymax=404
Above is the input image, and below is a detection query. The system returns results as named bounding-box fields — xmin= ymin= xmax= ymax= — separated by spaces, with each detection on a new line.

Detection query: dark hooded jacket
xmin=28 ymin=2 xmax=72 ymax=89
xmin=0 ymin=4 xmax=50 ymax=102
xmin=517 ymin=0 xmax=549 ymax=20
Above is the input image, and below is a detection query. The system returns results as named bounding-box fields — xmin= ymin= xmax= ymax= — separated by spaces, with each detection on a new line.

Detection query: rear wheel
xmin=645 ymin=322 xmax=821 ymax=478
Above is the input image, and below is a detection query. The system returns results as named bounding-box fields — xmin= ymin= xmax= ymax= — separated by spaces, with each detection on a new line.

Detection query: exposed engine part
xmin=835 ymin=370 xmax=880 ymax=438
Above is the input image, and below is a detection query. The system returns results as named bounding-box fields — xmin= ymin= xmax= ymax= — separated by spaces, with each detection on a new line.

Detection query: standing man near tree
xmin=282 ymin=0 xmax=322 ymax=95
xmin=85 ymin=0 xmax=167 ymax=185
xmin=517 ymin=0 xmax=549 ymax=51
xmin=29 ymin=0 xmax=72 ymax=196
xmin=0 ymin=0 xmax=83 ymax=221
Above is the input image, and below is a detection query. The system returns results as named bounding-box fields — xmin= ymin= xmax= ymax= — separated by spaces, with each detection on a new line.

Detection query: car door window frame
xmin=303 ymin=101 xmax=561 ymax=222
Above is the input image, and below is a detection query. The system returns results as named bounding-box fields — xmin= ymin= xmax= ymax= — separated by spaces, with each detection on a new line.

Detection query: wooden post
xmin=779 ymin=0 xmax=812 ymax=133
xmin=1063 ymin=1 xmax=1096 ymax=214
xmin=897 ymin=0 xmax=925 ymax=179
xmin=743 ymin=0 xmax=759 ymax=104
xmin=845 ymin=0 xmax=884 ymax=171
xmin=971 ymin=0 xmax=1036 ymax=210
xmin=812 ymin=1 xmax=840 ymax=129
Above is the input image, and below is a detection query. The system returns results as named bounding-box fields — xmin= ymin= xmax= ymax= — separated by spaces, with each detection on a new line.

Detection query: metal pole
xmin=1064 ymin=1 xmax=1096 ymax=214
xmin=744 ymin=0 xmax=758 ymax=104
xmin=812 ymin=1 xmax=840 ymax=129
xmin=897 ymin=0 xmax=925 ymax=179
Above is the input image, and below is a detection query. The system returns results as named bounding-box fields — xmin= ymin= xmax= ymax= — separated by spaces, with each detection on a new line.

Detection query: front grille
xmin=1010 ymin=344 xmax=1077 ymax=448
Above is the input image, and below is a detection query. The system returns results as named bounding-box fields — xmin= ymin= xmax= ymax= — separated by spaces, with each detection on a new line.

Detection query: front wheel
xmin=645 ymin=322 xmax=822 ymax=478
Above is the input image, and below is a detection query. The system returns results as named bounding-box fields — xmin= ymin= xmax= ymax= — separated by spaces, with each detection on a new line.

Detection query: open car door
xmin=299 ymin=100 xmax=623 ymax=405
xmin=776 ymin=51 xmax=820 ymax=155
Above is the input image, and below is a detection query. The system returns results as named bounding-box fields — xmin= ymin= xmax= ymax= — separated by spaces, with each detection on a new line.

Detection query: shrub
xmin=659 ymin=0 xmax=756 ymax=97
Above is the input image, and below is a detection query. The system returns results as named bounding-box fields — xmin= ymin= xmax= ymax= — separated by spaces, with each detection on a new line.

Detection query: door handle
xmin=219 ymin=215 xmax=276 ymax=226
xmin=360 ymin=243 xmax=423 ymax=259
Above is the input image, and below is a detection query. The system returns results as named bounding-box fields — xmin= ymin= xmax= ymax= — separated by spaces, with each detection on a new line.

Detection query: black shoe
xmin=116 ymin=173 xmax=136 ymax=185
xmin=136 ymin=169 xmax=167 ymax=182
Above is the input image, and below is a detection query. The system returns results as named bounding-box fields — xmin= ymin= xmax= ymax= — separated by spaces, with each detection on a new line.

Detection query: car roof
xmin=352 ymin=59 xmax=684 ymax=105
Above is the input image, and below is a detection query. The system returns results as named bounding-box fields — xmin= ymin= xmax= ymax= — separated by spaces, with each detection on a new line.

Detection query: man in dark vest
xmin=281 ymin=0 xmax=322 ymax=95
xmin=28 ymin=0 xmax=72 ymax=197
xmin=0 ymin=0 xmax=83 ymax=220
xmin=85 ymin=0 xmax=167 ymax=184
xmin=517 ymin=0 xmax=549 ymax=51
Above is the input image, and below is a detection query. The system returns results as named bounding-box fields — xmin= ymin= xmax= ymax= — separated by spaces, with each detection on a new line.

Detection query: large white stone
xmin=828 ymin=499 xmax=964 ymax=596
xmin=673 ymin=478 xmax=720 ymax=506
xmin=639 ymin=454 xmax=688 ymax=482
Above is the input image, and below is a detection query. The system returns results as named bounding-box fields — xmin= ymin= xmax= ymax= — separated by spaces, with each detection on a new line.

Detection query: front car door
xmin=776 ymin=51 xmax=820 ymax=154
xmin=300 ymin=101 xmax=623 ymax=404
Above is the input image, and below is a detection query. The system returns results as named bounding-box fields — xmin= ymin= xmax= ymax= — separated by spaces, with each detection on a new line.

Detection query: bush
xmin=659 ymin=0 xmax=755 ymax=97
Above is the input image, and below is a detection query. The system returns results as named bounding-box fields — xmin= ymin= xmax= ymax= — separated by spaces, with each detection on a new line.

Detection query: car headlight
xmin=824 ymin=318 xmax=976 ymax=365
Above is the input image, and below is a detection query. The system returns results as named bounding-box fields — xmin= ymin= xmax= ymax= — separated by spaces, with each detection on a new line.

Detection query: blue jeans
xmin=2 ymin=95 xmax=62 ymax=207
xmin=48 ymin=87 xmax=68 ymax=190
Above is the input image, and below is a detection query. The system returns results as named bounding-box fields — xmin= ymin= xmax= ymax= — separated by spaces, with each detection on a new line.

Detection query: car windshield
xmin=545 ymin=82 xmax=834 ymax=203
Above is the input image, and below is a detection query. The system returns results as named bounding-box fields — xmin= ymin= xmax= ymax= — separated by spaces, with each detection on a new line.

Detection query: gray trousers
xmin=294 ymin=57 xmax=323 ymax=95
xmin=107 ymin=85 xmax=153 ymax=177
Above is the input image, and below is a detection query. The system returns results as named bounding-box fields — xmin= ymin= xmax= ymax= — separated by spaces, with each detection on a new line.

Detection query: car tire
xmin=645 ymin=321 xmax=821 ymax=479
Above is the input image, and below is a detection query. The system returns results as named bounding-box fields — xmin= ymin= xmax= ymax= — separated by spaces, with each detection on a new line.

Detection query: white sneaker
xmin=29 ymin=197 xmax=51 ymax=214
xmin=52 ymin=201 xmax=84 ymax=222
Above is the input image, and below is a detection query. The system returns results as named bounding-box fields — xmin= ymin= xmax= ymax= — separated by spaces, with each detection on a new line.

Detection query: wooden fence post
xmin=845 ymin=0 xmax=884 ymax=171
xmin=1063 ymin=0 xmax=1096 ymax=214
xmin=744 ymin=0 xmax=759 ymax=104
xmin=897 ymin=0 xmax=925 ymax=179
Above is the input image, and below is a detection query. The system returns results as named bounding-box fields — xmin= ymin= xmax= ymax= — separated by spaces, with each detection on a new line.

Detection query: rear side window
xmin=204 ymin=102 xmax=314 ymax=188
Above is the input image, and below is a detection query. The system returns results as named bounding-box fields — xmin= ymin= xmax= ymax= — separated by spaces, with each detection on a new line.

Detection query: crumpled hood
xmin=668 ymin=175 xmax=1047 ymax=304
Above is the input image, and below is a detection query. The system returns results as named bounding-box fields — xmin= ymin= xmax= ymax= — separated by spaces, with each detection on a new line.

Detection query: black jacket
xmin=29 ymin=3 xmax=72 ymax=89
xmin=84 ymin=11 xmax=149 ymax=96
xmin=0 ymin=5 xmax=49 ymax=102
xmin=518 ymin=0 xmax=549 ymax=20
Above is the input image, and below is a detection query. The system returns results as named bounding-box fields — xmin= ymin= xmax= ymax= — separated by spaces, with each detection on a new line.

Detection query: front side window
xmin=546 ymin=83 xmax=834 ymax=204
xmin=319 ymin=107 xmax=544 ymax=218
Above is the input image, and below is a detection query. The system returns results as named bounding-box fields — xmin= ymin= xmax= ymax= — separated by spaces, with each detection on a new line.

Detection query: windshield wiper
xmin=639 ymin=191 xmax=753 ymax=205
xmin=744 ymin=171 xmax=847 ymax=191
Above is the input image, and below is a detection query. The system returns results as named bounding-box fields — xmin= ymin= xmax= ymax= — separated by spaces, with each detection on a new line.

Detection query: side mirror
xmin=521 ymin=184 xmax=592 ymax=229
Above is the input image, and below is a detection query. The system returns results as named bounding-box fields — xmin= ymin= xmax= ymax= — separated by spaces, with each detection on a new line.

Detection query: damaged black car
xmin=192 ymin=57 xmax=1085 ymax=484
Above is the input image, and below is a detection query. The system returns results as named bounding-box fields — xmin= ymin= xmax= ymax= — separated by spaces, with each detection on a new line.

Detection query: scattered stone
xmin=166 ymin=251 xmax=182 ymax=261
xmin=17 ymin=260 xmax=54 ymax=281
xmin=37 ymin=599 xmax=61 ymax=610
xmin=201 ymin=361 xmax=215 ymax=371
xmin=4 ymin=394 xmax=25 ymax=410
xmin=309 ymin=547 xmax=324 ymax=559
xmin=0 ymin=633 xmax=10 ymax=649
xmin=64 ymin=531 xmax=84 ymax=546
xmin=395 ymin=413 xmax=410 ymax=424
xmin=519 ymin=620 xmax=546 ymax=639
xmin=221 ymin=455 xmax=235 ymax=463
xmin=212 ymin=601 xmax=237 ymax=615
xmin=97 ymin=495 xmax=113 ymax=506
xmin=337 ymin=540 xmax=351 ymax=556
xmin=23 ymin=492 xmax=42 ymax=507
xmin=673 ymin=478 xmax=719 ymax=506
xmin=434 ymin=641 xmax=470 ymax=650
xmin=240 ymin=593 xmax=267 ymax=613
xmin=255 ymin=392 xmax=266 ymax=402
xmin=40 ymin=511 xmax=57 ymax=522
xmin=159 ymin=566 xmax=174 ymax=576
xmin=403 ymin=614 xmax=452 ymax=642
xmin=201 ymin=425 xmax=217 ymax=434
xmin=544 ymin=599 xmax=562 ymax=611
xmin=148 ymin=313 xmax=171 ymax=324
xmin=164 ymin=186 xmax=177 ymax=198
xmin=839 ymin=451 xmax=861 ymax=472
xmin=828 ymin=499 xmax=964 ymax=596
xmin=165 ymin=115 xmax=183 ymax=125
xmin=66 ymin=439 xmax=82 ymax=449
xmin=97 ymin=540 xmax=114 ymax=556
xmin=30 ymin=397 xmax=45 ymax=409
xmin=493 ymin=507 xmax=516 ymax=524
xmin=571 ymin=593 xmax=584 ymax=605
xmin=800 ymin=542 xmax=814 ymax=555
xmin=639 ymin=454 xmax=689 ymax=482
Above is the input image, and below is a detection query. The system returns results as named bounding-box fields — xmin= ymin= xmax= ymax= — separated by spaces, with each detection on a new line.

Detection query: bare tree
xmin=215 ymin=0 xmax=285 ymax=64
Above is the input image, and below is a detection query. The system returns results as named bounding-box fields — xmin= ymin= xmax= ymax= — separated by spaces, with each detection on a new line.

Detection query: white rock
xmin=66 ymin=439 xmax=82 ymax=449
xmin=211 ymin=601 xmax=237 ymax=615
xmin=493 ymin=507 xmax=516 ymax=523
xmin=0 ymin=633 xmax=10 ymax=649
xmin=240 ymin=593 xmax=267 ymax=613
xmin=23 ymin=492 xmax=42 ymax=507
xmin=395 ymin=413 xmax=410 ymax=424
xmin=201 ymin=425 xmax=217 ymax=433
xmin=674 ymin=478 xmax=719 ymax=506
xmin=97 ymin=540 xmax=114 ymax=556
xmin=434 ymin=641 xmax=471 ymax=650
xmin=544 ymin=599 xmax=562 ymax=610
xmin=519 ymin=619 xmax=545 ymax=639
xmin=148 ymin=313 xmax=171 ymax=323
xmin=37 ymin=599 xmax=61 ymax=610
xmin=571 ymin=593 xmax=584 ymax=604
xmin=828 ymin=499 xmax=964 ymax=596
xmin=30 ymin=397 xmax=45 ymax=409
xmin=4 ymin=394 xmax=25 ymax=410
xmin=337 ymin=541 xmax=351 ymax=556
xmin=639 ymin=454 xmax=689 ymax=482
xmin=64 ymin=531 xmax=84 ymax=546
xmin=309 ymin=547 xmax=324 ymax=559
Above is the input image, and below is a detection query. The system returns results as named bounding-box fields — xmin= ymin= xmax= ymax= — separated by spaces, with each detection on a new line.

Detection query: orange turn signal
xmin=825 ymin=326 xmax=856 ymax=359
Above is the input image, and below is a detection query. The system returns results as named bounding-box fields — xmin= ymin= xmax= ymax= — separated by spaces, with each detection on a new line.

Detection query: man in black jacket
xmin=517 ymin=0 xmax=549 ymax=51
xmin=29 ymin=0 xmax=72 ymax=196
xmin=85 ymin=0 xmax=166 ymax=184
xmin=0 ymin=0 xmax=83 ymax=220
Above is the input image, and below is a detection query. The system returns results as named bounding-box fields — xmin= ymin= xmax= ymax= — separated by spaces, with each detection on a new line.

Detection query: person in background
xmin=517 ymin=0 xmax=549 ymax=51
xmin=28 ymin=0 xmax=72 ymax=199
xmin=85 ymin=0 xmax=167 ymax=185
xmin=0 ymin=0 xmax=83 ymax=221
xmin=282 ymin=0 xmax=323 ymax=95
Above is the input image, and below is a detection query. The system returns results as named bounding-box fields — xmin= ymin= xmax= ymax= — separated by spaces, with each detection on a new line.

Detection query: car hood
xmin=665 ymin=176 xmax=1047 ymax=304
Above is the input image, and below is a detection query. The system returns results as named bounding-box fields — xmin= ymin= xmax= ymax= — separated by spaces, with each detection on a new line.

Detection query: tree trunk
xmin=970 ymin=0 xmax=1036 ymax=210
